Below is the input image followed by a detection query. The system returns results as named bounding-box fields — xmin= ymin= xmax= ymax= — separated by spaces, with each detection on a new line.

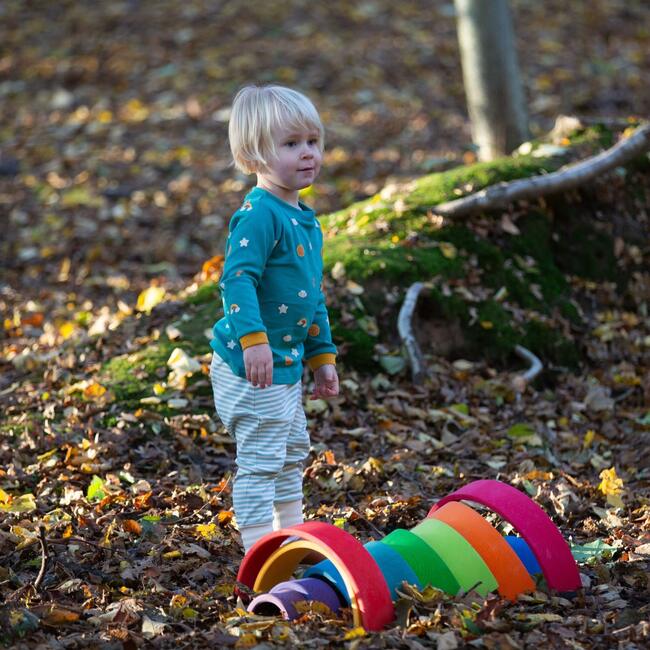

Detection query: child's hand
xmin=311 ymin=364 xmax=339 ymax=399
xmin=243 ymin=343 xmax=273 ymax=388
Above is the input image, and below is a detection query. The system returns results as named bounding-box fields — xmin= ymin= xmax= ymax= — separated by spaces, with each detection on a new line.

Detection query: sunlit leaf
xmin=598 ymin=467 xmax=625 ymax=508
xmin=343 ymin=626 xmax=366 ymax=640
xmin=0 ymin=489 xmax=36 ymax=513
xmin=83 ymin=381 xmax=107 ymax=399
xmin=136 ymin=286 xmax=166 ymax=314
xmin=59 ymin=321 xmax=76 ymax=339
xmin=87 ymin=475 xmax=105 ymax=502
xmin=195 ymin=523 xmax=221 ymax=541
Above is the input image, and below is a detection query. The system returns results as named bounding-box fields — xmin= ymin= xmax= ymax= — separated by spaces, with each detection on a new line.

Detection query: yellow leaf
xmin=343 ymin=626 xmax=366 ymax=640
xmin=163 ymin=549 xmax=182 ymax=560
xmin=153 ymin=383 xmax=166 ymax=395
xmin=195 ymin=523 xmax=220 ymax=541
xmin=606 ymin=493 xmax=625 ymax=509
xmin=136 ymin=286 xmax=166 ymax=314
xmin=480 ymin=320 xmax=493 ymax=329
xmin=83 ymin=381 xmax=107 ymax=399
xmin=59 ymin=321 xmax=76 ymax=339
xmin=583 ymin=429 xmax=596 ymax=449
xmin=98 ymin=110 xmax=113 ymax=123
xmin=10 ymin=525 xmax=38 ymax=550
xmin=170 ymin=594 xmax=188 ymax=608
xmin=63 ymin=524 xmax=73 ymax=538
xmin=439 ymin=241 xmax=457 ymax=259
xmin=182 ymin=607 xmax=198 ymax=619
xmin=598 ymin=467 xmax=624 ymax=497
xmin=0 ymin=492 xmax=36 ymax=513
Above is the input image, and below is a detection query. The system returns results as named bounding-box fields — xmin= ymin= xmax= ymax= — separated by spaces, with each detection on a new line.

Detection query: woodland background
xmin=0 ymin=1 xmax=649 ymax=648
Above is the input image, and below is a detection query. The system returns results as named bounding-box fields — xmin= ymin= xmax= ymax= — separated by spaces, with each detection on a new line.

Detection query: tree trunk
xmin=454 ymin=0 xmax=530 ymax=161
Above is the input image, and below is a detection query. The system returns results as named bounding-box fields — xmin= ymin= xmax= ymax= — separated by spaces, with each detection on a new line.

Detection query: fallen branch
xmin=398 ymin=282 xmax=427 ymax=384
xmin=430 ymin=122 xmax=650 ymax=219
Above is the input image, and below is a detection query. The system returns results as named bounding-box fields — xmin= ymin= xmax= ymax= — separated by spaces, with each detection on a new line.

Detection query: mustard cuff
xmin=307 ymin=353 xmax=337 ymax=371
xmin=240 ymin=332 xmax=269 ymax=349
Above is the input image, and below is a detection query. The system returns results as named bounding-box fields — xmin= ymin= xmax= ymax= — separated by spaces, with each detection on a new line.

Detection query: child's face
xmin=257 ymin=126 xmax=322 ymax=200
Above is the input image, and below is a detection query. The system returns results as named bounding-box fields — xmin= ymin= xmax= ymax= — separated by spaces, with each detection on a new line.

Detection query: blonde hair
xmin=228 ymin=85 xmax=324 ymax=175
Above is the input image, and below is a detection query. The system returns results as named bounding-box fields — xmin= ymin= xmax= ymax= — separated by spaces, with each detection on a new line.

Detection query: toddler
xmin=210 ymin=85 xmax=339 ymax=554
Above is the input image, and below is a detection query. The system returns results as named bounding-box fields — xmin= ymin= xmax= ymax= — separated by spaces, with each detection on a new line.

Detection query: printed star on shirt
xmin=291 ymin=348 xmax=299 ymax=357
xmin=227 ymin=340 xmax=236 ymax=349
xmin=278 ymin=304 xmax=288 ymax=314
xmin=291 ymin=218 xmax=299 ymax=226
xmin=239 ymin=238 xmax=249 ymax=247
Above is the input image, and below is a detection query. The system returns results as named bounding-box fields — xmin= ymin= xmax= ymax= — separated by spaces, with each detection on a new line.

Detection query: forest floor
xmin=1 ymin=1 xmax=649 ymax=648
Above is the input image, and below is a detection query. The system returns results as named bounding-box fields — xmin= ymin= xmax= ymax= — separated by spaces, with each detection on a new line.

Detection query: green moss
xmin=321 ymin=153 xmax=567 ymax=244
xmin=407 ymin=154 xmax=564 ymax=210
xmin=186 ymin=281 xmax=220 ymax=306
xmin=324 ymin=238 xmax=463 ymax=283
xmin=101 ymin=341 xmax=175 ymax=403
xmin=173 ymin=302 xmax=219 ymax=355
xmin=552 ymin=217 xmax=619 ymax=282
xmin=521 ymin=320 xmax=580 ymax=368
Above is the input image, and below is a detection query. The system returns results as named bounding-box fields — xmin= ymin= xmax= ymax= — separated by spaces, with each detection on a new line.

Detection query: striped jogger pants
xmin=210 ymin=353 xmax=310 ymax=529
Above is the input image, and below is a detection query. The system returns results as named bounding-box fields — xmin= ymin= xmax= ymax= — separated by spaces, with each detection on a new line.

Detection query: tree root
xmin=398 ymin=282 xmax=428 ymax=384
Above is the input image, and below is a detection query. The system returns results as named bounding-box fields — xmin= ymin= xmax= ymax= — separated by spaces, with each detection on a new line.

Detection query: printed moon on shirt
xmin=308 ymin=324 xmax=320 ymax=337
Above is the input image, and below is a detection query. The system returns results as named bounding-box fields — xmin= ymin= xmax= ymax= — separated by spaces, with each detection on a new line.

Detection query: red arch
xmin=237 ymin=521 xmax=394 ymax=631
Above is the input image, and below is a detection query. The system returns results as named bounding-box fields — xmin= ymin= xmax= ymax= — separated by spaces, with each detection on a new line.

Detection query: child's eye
xmin=308 ymin=139 xmax=319 ymax=146
xmin=285 ymin=141 xmax=297 ymax=147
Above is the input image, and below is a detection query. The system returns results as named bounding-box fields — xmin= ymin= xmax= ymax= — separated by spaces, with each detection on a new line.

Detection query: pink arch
xmin=428 ymin=480 xmax=581 ymax=592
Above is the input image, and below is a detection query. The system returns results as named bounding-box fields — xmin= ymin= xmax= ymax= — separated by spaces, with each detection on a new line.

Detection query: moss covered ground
xmin=99 ymin=124 xmax=648 ymax=400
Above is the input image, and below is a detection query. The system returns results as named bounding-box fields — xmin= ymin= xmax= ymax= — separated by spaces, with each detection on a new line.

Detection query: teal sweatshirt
xmin=210 ymin=186 xmax=337 ymax=384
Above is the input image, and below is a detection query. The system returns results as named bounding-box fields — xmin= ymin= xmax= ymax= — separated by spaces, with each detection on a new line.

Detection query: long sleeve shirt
xmin=210 ymin=186 xmax=337 ymax=384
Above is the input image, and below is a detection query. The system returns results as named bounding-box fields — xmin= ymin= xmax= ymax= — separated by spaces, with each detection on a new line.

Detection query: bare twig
xmin=429 ymin=123 xmax=650 ymax=219
xmin=46 ymin=535 xmax=126 ymax=558
xmin=33 ymin=525 xmax=48 ymax=592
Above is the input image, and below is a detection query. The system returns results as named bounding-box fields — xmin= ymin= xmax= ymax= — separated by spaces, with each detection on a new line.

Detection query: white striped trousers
xmin=210 ymin=353 xmax=310 ymax=528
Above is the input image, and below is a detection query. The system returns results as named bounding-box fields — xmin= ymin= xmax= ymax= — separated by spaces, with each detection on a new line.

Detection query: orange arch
xmin=429 ymin=502 xmax=536 ymax=599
